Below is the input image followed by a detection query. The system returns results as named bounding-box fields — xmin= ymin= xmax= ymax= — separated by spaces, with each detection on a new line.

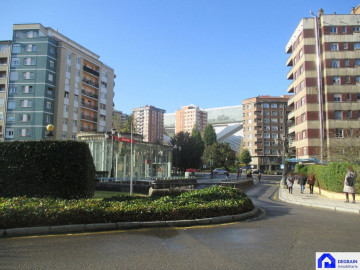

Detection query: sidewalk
xmin=278 ymin=182 xmax=360 ymax=214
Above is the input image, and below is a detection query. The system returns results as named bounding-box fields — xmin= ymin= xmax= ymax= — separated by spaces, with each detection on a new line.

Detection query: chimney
xmin=351 ymin=7 xmax=355 ymax=14
xmin=318 ymin=8 xmax=324 ymax=17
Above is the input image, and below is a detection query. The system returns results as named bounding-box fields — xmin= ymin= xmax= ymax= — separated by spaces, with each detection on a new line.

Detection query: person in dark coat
xmin=298 ymin=173 xmax=307 ymax=194
xmin=307 ymin=173 xmax=316 ymax=194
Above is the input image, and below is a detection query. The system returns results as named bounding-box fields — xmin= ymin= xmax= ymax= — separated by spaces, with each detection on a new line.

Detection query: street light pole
xmin=130 ymin=123 xmax=134 ymax=196
xmin=111 ymin=128 xmax=116 ymax=179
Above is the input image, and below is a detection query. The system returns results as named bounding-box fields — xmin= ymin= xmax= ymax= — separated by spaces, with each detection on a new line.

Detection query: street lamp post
xmin=275 ymin=134 xmax=291 ymax=189
xmin=110 ymin=128 xmax=116 ymax=179
xmin=46 ymin=124 xmax=55 ymax=139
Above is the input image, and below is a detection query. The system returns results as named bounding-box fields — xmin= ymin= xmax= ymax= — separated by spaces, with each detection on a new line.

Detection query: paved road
xmin=1 ymin=176 xmax=359 ymax=270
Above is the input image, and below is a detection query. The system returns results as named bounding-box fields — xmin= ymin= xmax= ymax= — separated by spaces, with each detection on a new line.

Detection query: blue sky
xmin=0 ymin=0 xmax=358 ymax=114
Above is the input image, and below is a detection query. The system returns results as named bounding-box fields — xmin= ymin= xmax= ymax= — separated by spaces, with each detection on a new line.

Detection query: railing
xmin=81 ymin=102 xmax=98 ymax=111
xmin=81 ymin=90 xmax=98 ymax=99
xmin=80 ymin=114 xmax=98 ymax=122
xmin=83 ymin=65 xmax=99 ymax=77
xmin=82 ymin=78 xmax=99 ymax=89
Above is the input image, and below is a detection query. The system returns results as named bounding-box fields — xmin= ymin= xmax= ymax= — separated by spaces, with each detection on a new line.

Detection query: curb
xmin=0 ymin=207 xmax=259 ymax=238
xmin=278 ymin=187 xmax=360 ymax=214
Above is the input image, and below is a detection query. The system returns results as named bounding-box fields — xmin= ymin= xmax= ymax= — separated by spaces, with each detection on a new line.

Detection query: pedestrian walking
xmin=210 ymin=170 xmax=214 ymax=179
xmin=237 ymin=169 xmax=240 ymax=180
xmin=226 ymin=171 xmax=230 ymax=180
xmin=286 ymin=173 xmax=294 ymax=194
xmin=307 ymin=173 xmax=316 ymax=194
xmin=298 ymin=173 xmax=307 ymax=194
xmin=258 ymin=172 xmax=261 ymax=182
xmin=344 ymin=166 xmax=357 ymax=203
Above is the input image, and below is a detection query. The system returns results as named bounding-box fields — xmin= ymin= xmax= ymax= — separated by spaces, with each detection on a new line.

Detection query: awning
xmin=285 ymin=158 xmax=320 ymax=164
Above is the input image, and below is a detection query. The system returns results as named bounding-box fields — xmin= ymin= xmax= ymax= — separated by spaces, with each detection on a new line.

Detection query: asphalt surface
xmin=1 ymin=175 xmax=359 ymax=270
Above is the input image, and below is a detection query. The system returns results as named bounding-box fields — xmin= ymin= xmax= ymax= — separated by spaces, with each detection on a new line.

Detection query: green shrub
xmin=300 ymin=162 xmax=359 ymax=194
xmin=0 ymin=141 xmax=95 ymax=199
xmin=0 ymin=186 xmax=254 ymax=229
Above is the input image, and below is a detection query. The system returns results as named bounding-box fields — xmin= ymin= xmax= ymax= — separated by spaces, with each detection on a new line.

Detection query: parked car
xmin=213 ymin=168 xmax=228 ymax=175
xmin=252 ymin=170 xmax=260 ymax=174
xmin=276 ymin=170 xmax=283 ymax=175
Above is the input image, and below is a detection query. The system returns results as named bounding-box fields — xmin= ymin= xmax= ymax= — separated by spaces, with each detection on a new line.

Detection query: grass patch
xmin=0 ymin=186 xmax=254 ymax=229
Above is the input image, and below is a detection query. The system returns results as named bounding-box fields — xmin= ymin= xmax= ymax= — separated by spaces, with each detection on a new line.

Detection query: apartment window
xmin=20 ymin=114 xmax=31 ymax=122
xmin=335 ymin=129 xmax=343 ymax=138
xmin=271 ymin=111 xmax=278 ymax=116
xmin=264 ymin=133 xmax=270 ymax=138
xmin=12 ymin=44 xmax=21 ymax=53
xmin=11 ymin=58 xmax=19 ymax=67
xmin=334 ymin=110 xmax=342 ymax=120
xmin=348 ymin=110 xmax=352 ymax=119
xmin=301 ymin=113 xmax=306 ymax=122
xmin=343 ymin=26 xmax=347 ymax=33
xmin=303 ymin=147 xmax=307 ymax=156
xmin=48 ymin=74 xmax=53 ymax=81
xmin=354 ymin=26 xmax=360 ymax=32
xmin=247 ymin=134 xmax=252 ymax=139
xmin=247 ymin=127 xmax=252 ymax=131
xmin=356 ymin=77 xmax=360 ymax=84
xmin=302 ymin=130 xmax=306 ymax=139
xmin=23 ymin=72 xmax=34 ymax=80
xmin=344 ymin=43 xmax=348 ymax=50
xmin=347 ymin=93 xmax=351 ymax=101
xmin=27 ymin=31 xmax=38 ymax=38
xmin=247 ymin=112 xmax=251 ymax=116
xmin=66 ymin=53 xmax=71 ymax=60
xmin=66 ymin=66 xmax=71 ymax=72
xmin=49 ymin=60 xmax=55 ymax=68
xmin=21 ymin=86 xmax=33 ymax=93
xmin=19 ymin=128 xmax=30 ymax=137
xmin=46 ymin=101 xmax=52 ymax=109
xmin=271 ymin=118 xmax=278 ymax=123
xmin=330 ymin=43 xmax=339 ymax=51
xmin=7 ymin=100 xmax=15 ymax=109
xmin=6 ymin=129 xmax=14 ymax=138
xmin=50 ymin=46 xmax=56 ymax=55
xmin=333 ymin=77 xmax=341 ymax=84
xmin=25 ymin=44 xmax=36 ymax=52
xmin=264 ymin=126 xmax=270 ymax=131
xmin=64 ymin=105 xmax=68 ymax=112
xmin=355 ymin=59 xmax=360 ymax=67
xmin=299 ymin=49 xmax=303 ymax=58
xmin=272 ymin=133 xmax=278 ymax=139
xmin=264 ymin=141 xmax=270 ymax=147
xmin=6 ymin=114 xmax=15 ymax=122
xmin=247 ymin=142 xmax=252 ymax=147
xmin=271 ymin=126 xmax=278 ymax=131
xmin=21 ymin=100 xmax=32 ymax=107
xmin=332 ymin=60 xmax=339 ymax=68
xmin=46 ymin=115 xmax=51 ymax=123
xmin=264 ymin=118 xmax=270 ymax=123
xmin=264 ymin=111 xmax=269 ymax=116
xmin=76 ymin=57 xmax=81 ymax=64
xmin=100 ymin=103 xmax=106 ymax=110
xmin=301 ymin=97 xmax=305 ymax=106
xmin=263 ymin=103 xmax=269 ymax=108
xmin=354 ymin=43 xmax=360 ymax=50
xmin=344 ymin=59 xmax=349 ymax=67
xmin=346 ymin=76 xmax=351 ymax=84
xmin=9 ymin=87 xmax=16 ymax=94
xmin=264 ymin=149 xmax=270 ymax=155
xmin=270 ymin=103 xmax=277 ymax=108
xmin=330 ymin=26 xmax=337 ymax=34
xmin=300 ymin=64 xmax=304 ymax=74
xmin=247 ymin=119 xmax=252 ymax=124
xmin=23 ymin=58 xmax=35 ymax=65
xmin=300 ymin=81 xmax=305 ymax=89
xmin=334 ymin=94 xmax=341 ymax=102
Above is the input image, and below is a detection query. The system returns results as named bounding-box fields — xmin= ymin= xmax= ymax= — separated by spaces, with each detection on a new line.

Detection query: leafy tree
xmin=121 ymin=115 xmax=133 ymax=133
xmin=239 ymin=149 xmax=252 ymax=166
xmin=203 ymin=124 xmax=217 ymax=146
xmin=169 ymin=132 xmax=193 ymax=173
xmin=203 ymin=142 xmax=236 ymax=170
xmin=190 ymin=127 xmax=205 ymax=168
xmin=112 ymin=113 xmax=123 ymax=132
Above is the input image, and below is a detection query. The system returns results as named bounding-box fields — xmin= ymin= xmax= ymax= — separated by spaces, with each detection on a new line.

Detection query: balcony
xmin=81 ymin=90 xmax=98 ymax=100
xmin=83 ymin=65 xmax=99 ymax=77
xmin=80 ymin=114 xmax=98 ymax=122
xmin=81 ymin=102 xmax=98 ymax=111
xmin=82 ymin=78 xmax=99 ymax=89
xmin=80 ymin=127 xmax=97 ymax=132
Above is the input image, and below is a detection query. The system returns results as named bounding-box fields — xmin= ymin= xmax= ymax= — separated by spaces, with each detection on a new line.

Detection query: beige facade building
xmin=132 ymin=105 xmax=165 ymax=143
xmin=175 ymin=105 xmax=208 ymax=135
xmin=242 ymin=95 xmax=293 ymax=171
xmin=0 ymin=41 xmax=11 ymax=142
xmin=286 ymin=7 xmax=360 ymax=162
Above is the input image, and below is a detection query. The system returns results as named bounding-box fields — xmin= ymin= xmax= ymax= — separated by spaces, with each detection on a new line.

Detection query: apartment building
xmin=132 ymin=105 xmax=165 ymax=143
xmin=4 ymin=23 xmax=115 ymax=141
xmin=175 ymin=105 xmax=208 ymax=135
xmin=0 ymin=41 xmax=11 ymax=141
xmin=242 ymin=95 xmax=293 ymax=171
xmin=286 ymin=6 xmax=360 ymax=162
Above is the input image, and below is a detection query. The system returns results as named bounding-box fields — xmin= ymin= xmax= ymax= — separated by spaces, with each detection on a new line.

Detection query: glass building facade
xmin=78 ymin=133 xmax=173 ymax=180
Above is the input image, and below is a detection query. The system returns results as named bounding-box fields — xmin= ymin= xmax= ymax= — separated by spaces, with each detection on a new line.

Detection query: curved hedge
xmin=0 ymin=186 xmax=254 ymax=229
